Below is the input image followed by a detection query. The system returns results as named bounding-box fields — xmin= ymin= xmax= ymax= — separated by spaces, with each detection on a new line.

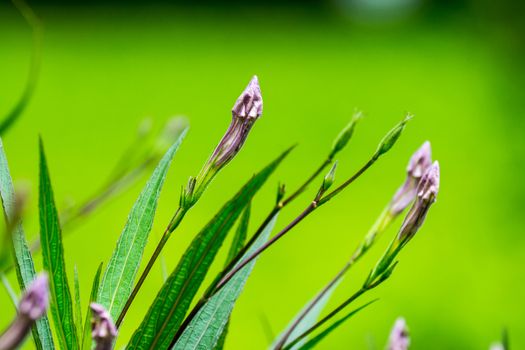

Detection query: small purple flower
xmin=19 ymin=274 xmax=49 ymax=321
xmin=397 ymin=161 xmax=440 ymax=243
xmin=388 ymin=317 xmax=410 ymax=350
xmin=211 ymin=76 xmax=263 ymax=168
xmin=90 ymin=303 xmax=117 ymax=350
xmin=0 ymin=274 xmax=49 ymax=350
xmin=232 ymin=75 xmax=263 ymax=119
xmin=390 ymin=141 xmax=432 ymax=216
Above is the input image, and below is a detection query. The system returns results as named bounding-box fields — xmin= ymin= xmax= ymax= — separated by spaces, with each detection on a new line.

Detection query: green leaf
xmin=273 ymin=280 xmax=341 ymax=349
xmin=295 ymin=300 xmax=377 ymax=350
xmin=82 ymin=263 xmax=103 ymax=350
xmin=172 ymin=213 xmax=278 ymax=350
xmin=214 ymin=203 xmax=251 ymax=350
xmin=225 ymin=203 xmax=250 ymax=266
xmin=128 ymin=148 xmax=291 ymax=350
xmin=39 ymin=138 xmax=79 ymax=349
xmin=74 ymin=266 xmax=83 ymax=341
xmin=0 ymin=138 xmax=54 ymax=350
xmin=97 ymin=129 xmax=187 ymax=321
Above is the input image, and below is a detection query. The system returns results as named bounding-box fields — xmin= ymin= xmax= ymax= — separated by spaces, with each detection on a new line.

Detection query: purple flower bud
xmin=388 ymin=317 xmax=410 ymax=350
xmin=211 ymin=76 xmax=262 ymax=168
xmin=90 ymin=303 xmax=117 ymax=350
xmin=232 ymin=75 xmax=263 ymax=119
xmin=0 ymin=274 xmax=49 ymax=350
xmin=397 ymin=161 xmax=440 ymax=243
xmin=390 ymin=142 xmax=432 ymax=215
xmin=19 ymin=274 xmax=49 ymax=320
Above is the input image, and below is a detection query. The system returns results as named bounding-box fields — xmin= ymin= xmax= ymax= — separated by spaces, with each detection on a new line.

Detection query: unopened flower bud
xmin=375 ymin=115 xmax=412 ymax=158
xmin=330 ymin=111 xmax=362 ymax=159
xmin=0 ymin=274 xmax=49 ymax=350
xmin=389 ymin=142 xmax=432 ymax=215
xmin=188 ymin=76 xmax=263 ymax=208
xmin=388 ymin=317 xmax=410 ymax=350
xmin=90 ymin=303 xmax=117 ymax=350
xmin=210 ymin=75 xmax=262 ymax=169
xmin=397 ymin=161 xmax=440 ymax=244
xmin=321 ymin=161 xmax=338 ymax=192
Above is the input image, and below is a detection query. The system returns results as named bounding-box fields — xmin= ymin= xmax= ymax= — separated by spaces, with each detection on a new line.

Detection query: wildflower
xmin=183 ymin=76 xmax=263 ymax=207
xmin=389 ymin=141 xmax=432 ymax=215
xmin=90 ymin=303 xmax=117 ymax=350
xmin=397 ymin=161 xmax=440 ymax=245
xmin=388 ymin=317 xmax=410 ymax=350
xmin=210 ymin=75 xmax=263 ymax=169
xmin=0 ymin=274 xmax=49 ymax=350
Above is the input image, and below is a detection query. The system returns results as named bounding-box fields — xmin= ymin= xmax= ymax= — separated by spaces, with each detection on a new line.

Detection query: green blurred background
xmin=1 ymin=0 xmax=524 ymax=348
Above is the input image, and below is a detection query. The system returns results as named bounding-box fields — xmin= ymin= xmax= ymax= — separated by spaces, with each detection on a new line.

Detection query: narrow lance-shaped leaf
xmin=294 ymin=301 xmax=377 ymax=350
xmin=39 ymin=138 xmax=79 ymax=349
xmin=172 ymin=213 xmax=279 ymax=350
xmin=127 ymin=148 xmax=291 ymax=350
xmin=97 ymin=129 xmax=187 ymax=321
xmin=82 ymin=263 xmax=103 ymax=350
xmin=214 ymin=203 xmax=251 ymax=350
xmin=0 ymin=138 xmax=54 ymax=350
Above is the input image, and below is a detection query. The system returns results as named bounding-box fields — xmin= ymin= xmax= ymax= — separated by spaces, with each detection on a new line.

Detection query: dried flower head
xmin=390 ymin=141 xmax=432 ymax=215
xmin=90 ymin=303 xmax=117 ymax=350
xmin=397 ymin=161 xmax=440 ymax=243
xmin=388 ymin=317 xmax=410 ymax=350
xmin=0 ymin=274 xmax=49 ymax=350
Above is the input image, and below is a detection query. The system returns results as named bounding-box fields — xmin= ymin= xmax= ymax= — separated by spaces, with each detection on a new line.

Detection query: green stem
xmin=115 ymin=206 xmax=188 ymax=327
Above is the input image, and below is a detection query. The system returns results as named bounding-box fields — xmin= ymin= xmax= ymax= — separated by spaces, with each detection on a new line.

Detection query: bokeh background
xmin=1 ymin=0 xmax=524 ymax=349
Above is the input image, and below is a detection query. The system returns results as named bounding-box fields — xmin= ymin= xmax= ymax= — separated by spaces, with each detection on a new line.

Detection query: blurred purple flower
xmin=390 ymin=141 xmax=432 ymax=215
xmin=397 ymin=161 xmax=440 ymax=243
xmin=0 ymin=274 xmax=49 ymax=350
xmin=388 ymin=317 xmax=410 ymax=350
xmin=90 ymin=303 xmax=117 ymax=350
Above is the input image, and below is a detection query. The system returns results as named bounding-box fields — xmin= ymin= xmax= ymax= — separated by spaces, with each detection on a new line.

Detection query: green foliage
xmin=82 ymin=263 xmax=103 ymax=350
xmin=97 ymin=130 xmax=187 ymax=321
xmin=127 ymin=149 xmax=290 ymax=350
xmin=173 ymin=213 xmax=278 ymax=350
xmin=0 ymin=138 xmax=55 ymax=350
xmin=39 ymin=139 xmax=79 ymax=349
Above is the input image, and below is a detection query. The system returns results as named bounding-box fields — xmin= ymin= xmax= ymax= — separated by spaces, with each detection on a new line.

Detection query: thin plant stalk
xmin=0 ymin=0 xmax=42 ymax=135
xmin=115 ymin=206 xmax=187 ymax=327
